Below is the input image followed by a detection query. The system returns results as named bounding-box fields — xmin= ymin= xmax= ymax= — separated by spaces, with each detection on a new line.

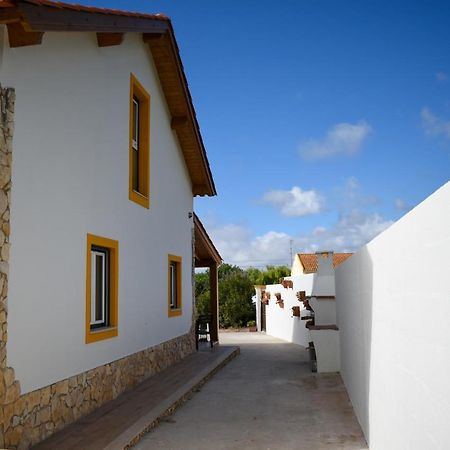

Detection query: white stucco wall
xmin=309 ymin=329 xmax=340 ymax=373
xmin=290 ymin=254 xmax=303 ymax=275
xmin=309 ymin=297 xmax=336 ymax=326
xmin=1 ymin=30 xmax=195 ymax=393
xmin=335 ymin=181 xmax=450 ymax=449
xmin=261 ymin=274 xmax=313 ymax=346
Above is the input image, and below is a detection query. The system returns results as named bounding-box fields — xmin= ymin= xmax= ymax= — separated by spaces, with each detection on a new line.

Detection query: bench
xmin=195 ymin=314 xmax=213 ymax=350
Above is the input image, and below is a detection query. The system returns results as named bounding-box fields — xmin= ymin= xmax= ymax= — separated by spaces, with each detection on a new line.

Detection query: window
xmin=129 ymin=73 xmax=150 ymax=208
xmin=132 ymin=96 xmax=140 ymax=192
xmin=86 ymin=234 xmax=119 ymax=343
xmin=168 ymin=255 xmax=182 ymax=317
xmin=90 ymin=246 xmax=109 ymax=329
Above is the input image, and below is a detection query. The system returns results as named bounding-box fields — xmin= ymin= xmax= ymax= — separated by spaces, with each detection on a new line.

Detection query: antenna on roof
xmin=289 ymin=239 xmax=293 ymax=266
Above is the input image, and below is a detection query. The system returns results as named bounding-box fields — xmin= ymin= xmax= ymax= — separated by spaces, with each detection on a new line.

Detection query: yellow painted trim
xmin=129 ymin=73 xmax=150 ymax=209
xmin=86 ymin=233 xmax=119 ymax=344
xmin=168 ymin=254 xmax=182 ymax=317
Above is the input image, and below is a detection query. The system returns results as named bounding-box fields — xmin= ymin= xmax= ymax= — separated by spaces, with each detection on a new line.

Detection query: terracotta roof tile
xmin=11 ymin=0 xmax=169 ymax=20
xmin=298 ymin=253 xmax=353 ymax=273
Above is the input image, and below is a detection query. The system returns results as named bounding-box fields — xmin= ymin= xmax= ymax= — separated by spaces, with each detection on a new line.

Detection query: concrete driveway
xmin=133 ymin=332 xmax=368 ymax=450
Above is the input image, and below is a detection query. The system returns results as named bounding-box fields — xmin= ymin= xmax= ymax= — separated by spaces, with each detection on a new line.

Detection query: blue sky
xmin=86 ymin=0 xmax=449 ymax=267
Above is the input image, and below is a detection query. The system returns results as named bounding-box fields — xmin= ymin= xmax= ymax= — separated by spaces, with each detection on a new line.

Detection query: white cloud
xmin=333 ymin=176 xmax=380 ymax=210
xmin=299 ymin=121 xmax=372 ymax=160
xmin=210 ymin=225 xmax=292 ymax=267
xmin=421 ymin=107 xmax=450 ymax=139
xmin=262 ymin=186 xmax=324 ymax=217
xmin=394 ymin=198 xmax=413 ymax=213
xmin=208 ymin=211 xmax=393 ymax=268
xmin=333 ymin=210 xmax=393 ymax=249
xmin=436 ymin=72 xmax=448 ymax=82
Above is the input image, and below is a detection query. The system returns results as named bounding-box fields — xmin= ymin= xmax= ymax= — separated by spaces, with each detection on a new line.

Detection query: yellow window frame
xmin=129 ymin=73 xmax=150 ymax=209
xmin=168 ymin=254 xmax=182 ymax=317
xmin=86 ymin=233 xmax=119 ymax=344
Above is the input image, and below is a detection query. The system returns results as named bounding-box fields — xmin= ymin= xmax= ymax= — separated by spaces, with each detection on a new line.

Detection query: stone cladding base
xmin=2 ymin=332 xmax=195 ymax=449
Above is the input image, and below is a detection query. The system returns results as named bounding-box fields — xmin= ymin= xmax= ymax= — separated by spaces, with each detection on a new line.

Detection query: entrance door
xmin=261 ymin=301 xmax=266 ymax=332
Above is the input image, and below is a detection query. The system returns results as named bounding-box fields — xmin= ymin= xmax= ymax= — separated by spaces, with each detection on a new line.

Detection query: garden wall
xmin=335 ymin=181 xmax=450 ymax=449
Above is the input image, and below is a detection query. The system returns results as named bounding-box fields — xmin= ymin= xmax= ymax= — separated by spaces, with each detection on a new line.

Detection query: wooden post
xmin=209 ymin=262 xmax=219 ymax=342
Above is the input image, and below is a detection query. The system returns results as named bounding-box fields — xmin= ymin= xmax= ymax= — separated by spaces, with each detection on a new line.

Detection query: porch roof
xmin=194 ymin=213 xmax=221 ymax=267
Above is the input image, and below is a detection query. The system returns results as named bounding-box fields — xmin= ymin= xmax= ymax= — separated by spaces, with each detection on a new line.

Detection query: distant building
xmin=291 ymin=252 xmax=353 ymax=275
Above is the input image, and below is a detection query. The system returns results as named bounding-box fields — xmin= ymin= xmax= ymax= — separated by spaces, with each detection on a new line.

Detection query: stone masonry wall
xmin=0 ymin=85 xmax=196 ymax=449
xmin=3 ymin=333 xmax=194 ymax=449
xmin=0 ymin=333 xmax=195 ymax=450
xmin=0 ymin=84 xmax=17 ymax=448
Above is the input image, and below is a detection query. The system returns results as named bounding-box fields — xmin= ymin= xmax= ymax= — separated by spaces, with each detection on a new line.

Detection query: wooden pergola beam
xmin=209 ymin=262 xmax=219 ymax=342
xmin=7 ymin=22 xmax=43 ymax=47
xmin=96 ymin=32 xmax=124 ymax=47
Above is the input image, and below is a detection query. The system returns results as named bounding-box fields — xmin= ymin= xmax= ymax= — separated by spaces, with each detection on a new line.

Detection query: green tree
xmin=218 ymin=263 xmax=242 ymax=280
xmin=260 ymin=265 xmax=291 ymax=284
xmin=194 ymin=270 xmax=211 ymax=316
xmin=194 ymin=263 xmax=290 ymax=328
xmin=246 ymin=267 xmax=263 ymax=285
xmin=218 ymin=272 xmax=255 ymax=328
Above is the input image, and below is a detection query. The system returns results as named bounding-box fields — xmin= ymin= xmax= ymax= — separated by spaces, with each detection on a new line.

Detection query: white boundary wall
xmin=335 ymin=181 xmax=450 ymax=449
xmin=258 ymin=274 xmax=313 ymax=347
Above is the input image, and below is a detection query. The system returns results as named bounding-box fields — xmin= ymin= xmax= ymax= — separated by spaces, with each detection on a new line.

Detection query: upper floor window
xmin=129 ymin=74 xmax=150 ymax=208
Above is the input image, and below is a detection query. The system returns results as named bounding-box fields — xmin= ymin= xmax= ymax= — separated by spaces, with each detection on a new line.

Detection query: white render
xmin=309 ymin=297 xmax=336 ymax=326
xmin=309 ymin=329 xmax=340 ymax=373
xmin=1 ymin=29 xmax=195 ymax=393
xmin=310 ymin=255 xmax=335 ymax=297
xmin=290 ymin=253 xmax=304 ymax=275
xmin=309 ymin=255 xmax=337 ymax=326
xmin=260 ymin=253 xmax=341 ymax=372
xmin=257 ymin=274 xmax=313 ymax=347
xmin=308 ymin=253 xmax=340 ymax=373
xmin=335 ymin=181 xmax=450 ymax=449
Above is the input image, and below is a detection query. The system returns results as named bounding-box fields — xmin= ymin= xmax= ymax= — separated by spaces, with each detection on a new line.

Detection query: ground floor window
xmin=86 ymin=234 xmax=119 ymax=343
xmin=168 ymin=254 xmax=182 ymax=317
xmin=90 ymin=246 xmax=109 ymax=329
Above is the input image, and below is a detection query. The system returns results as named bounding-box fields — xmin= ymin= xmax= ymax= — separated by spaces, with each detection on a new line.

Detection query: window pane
xmin=91 ymin=252 xmax=96 ymax=324
xmin=95 ymin=254 xmax=104 ymax=322
xmin=90 ymin=248 xmax=108 ymax=328
xmin=132 ymin=97 xmax=139 ymax=147
xmin=170 ymin=262 xmax=177 ymax=308
xmin=132 ymin=146 xmax=139 ymax=192
xmin=132 ymin=97 xmax=140 ymax=192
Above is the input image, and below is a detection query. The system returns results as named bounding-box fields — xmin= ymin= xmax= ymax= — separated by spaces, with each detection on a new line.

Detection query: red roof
xmin=5 ymin=0 xmax=169 ymax=19
xmin=298 ymin=253 xmax=353 ymax=273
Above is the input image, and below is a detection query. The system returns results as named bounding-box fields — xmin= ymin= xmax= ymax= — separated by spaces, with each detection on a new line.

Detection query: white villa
xmin=0 ymin=1 xmax=221 ymax=448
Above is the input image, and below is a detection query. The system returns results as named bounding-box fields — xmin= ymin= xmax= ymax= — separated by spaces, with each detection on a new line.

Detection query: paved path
xmin=134 ymin=332 xmax=367 ymax=450
xmin=32 ymin=345 xmax=238 ymax=450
